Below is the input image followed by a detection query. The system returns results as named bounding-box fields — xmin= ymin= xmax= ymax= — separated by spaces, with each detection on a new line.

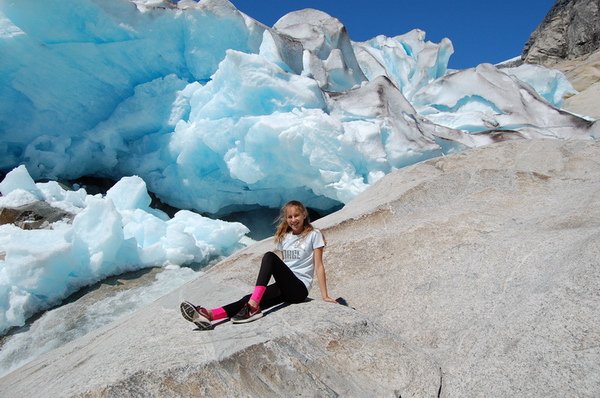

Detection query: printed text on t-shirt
xmin=283 ymin=249 xmax=301 ymax=260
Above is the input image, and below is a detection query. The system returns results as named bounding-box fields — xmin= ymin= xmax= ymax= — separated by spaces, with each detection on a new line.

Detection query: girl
xmin=180 ymin=200 xmax=336 ymax=329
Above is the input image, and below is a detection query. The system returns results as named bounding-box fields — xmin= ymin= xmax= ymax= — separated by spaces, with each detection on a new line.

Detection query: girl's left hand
xmin=323 ymin=296 xmax=338 ymax=303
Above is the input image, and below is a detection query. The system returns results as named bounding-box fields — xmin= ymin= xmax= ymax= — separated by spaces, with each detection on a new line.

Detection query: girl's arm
xmin=314 ymin=247 xmax=336 ymax=303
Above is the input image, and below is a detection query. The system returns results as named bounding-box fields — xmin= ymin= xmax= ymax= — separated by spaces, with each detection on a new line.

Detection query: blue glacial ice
xmin=0 ymin=0 xmax=598 ymax=336
xmin=0 ymin=165 xmax=248 ymax=333
xmin=3 ymin=0 xmax=596 ymax=215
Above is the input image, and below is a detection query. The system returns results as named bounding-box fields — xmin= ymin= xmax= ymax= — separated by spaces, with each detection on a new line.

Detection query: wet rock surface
xmin=0 ymin=201 xmax=73 ymax=230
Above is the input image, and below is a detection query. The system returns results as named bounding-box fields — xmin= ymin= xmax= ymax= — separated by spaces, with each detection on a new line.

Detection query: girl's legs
xmin=211 ymin=252 xmax=309 ymax=319
xmin=252 ymin=251 xmax=308 ymax=307
xmin=218 ymin=293 xmax=251 ymax=319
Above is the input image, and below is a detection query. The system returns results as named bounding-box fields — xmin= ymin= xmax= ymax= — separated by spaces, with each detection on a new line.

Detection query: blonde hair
xmin=274 ymin=200 xmax=314 ymax=243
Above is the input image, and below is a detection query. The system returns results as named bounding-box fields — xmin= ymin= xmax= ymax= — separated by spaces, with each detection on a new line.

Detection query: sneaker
xmin=180 ymin=301 xmax=212 ymax=330
xmin=232 ymin=302 xmax=263 ymax=324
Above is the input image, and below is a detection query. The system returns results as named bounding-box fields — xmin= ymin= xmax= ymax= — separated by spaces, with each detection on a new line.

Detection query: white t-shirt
xmin=276 ymin=229 xmax=325 ymax=290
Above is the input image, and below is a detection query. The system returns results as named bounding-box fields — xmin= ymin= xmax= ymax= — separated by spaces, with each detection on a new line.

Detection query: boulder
xmin=0 ymin=201 xmax=73 ymax=230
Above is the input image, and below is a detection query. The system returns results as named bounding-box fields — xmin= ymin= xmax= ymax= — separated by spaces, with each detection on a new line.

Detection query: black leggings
xmin=222 ymin=252 xmax=309 ymax=317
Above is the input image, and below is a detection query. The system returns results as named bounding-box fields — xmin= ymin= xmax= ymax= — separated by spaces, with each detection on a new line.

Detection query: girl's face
xmin=286 ymin=205 xmax=306 ymax=235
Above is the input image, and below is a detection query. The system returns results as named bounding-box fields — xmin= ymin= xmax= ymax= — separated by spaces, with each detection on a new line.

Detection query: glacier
xmin=3 ymin=0 xmax=596 ymax=215
xmin=0 ymin=0 xmax=598 ymax=365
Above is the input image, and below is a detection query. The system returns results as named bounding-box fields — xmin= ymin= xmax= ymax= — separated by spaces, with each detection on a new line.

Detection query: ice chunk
xmin=0 ymin=190 xmax=39 ymax=208
xmin=353 ymin=29 xmax=454 ymax=99
xmin=502 ymin=63 xmax=577 ymax=108
xmin=0 ymin=165 xmax=42 ymax=199
xmin=0 ymin=0 xmax=264 ymax=178
xmin=412 ymin=63 xmax=596 ymax=139
xmin=106 ymin=176 xmax=152 ymax=212
xmin=273 ymin=9 xmax=367 ymax=92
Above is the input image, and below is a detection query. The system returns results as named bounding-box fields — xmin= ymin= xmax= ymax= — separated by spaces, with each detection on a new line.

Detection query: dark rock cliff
xmin=523 ymin=0 xmax=600 ymax=64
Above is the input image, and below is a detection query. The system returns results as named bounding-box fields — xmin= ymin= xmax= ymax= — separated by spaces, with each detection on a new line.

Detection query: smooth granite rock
xmin=316 ymin=138 xmax=600 ymax=397
xmin=554 ymin=49 xmax=600 ymax=119
xmin=0 ymin=273 xmax=440 ymax=397
xmin=0 ymin=139 xmax=599 ymax=397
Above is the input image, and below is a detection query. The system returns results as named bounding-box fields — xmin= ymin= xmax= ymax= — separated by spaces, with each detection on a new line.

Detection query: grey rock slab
xmin=1 ymin=138 xmax=599 ymax=397
xmin=316 ymin=138 xmax=600 ymax=397
xmin=553 ymin=49 xmax=600 ymax=120
xmin=564 ymin=81 xmax=600 ymax=120
xmin=193 ymin=138 xmax=600 ymax=397
xmin=0 ymin=272 xmax=441 ymax=397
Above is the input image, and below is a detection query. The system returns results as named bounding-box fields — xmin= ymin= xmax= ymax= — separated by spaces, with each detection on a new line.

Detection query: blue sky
xmin=230 ymin=0 xmax=554 ymax=69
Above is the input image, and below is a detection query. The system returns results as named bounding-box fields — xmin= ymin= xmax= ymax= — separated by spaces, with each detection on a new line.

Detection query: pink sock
xmin=250 ymin=285 xmax=267 ymax=305
xmin=210 ymin=307 xmax=228 ymax=321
